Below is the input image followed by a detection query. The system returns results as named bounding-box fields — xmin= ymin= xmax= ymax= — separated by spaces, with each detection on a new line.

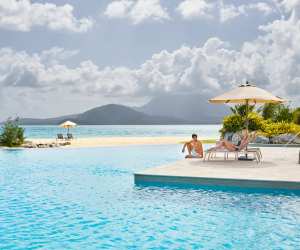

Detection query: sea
xmin=20 ymin=125 xmax=221 ymax=139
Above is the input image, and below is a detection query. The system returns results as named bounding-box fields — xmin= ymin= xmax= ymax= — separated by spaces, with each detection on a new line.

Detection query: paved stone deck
xmin=134 ymin=147 xmax=300 ymax=190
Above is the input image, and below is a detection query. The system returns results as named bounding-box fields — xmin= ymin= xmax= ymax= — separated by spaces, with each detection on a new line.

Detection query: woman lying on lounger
xmin=182 ymin=134 xmax=203 ymax=158
xmin=209 ymin=128 xmax=251 ymax=152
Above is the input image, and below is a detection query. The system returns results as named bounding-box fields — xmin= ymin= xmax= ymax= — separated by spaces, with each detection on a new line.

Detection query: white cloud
xmin=177 ymin=0 xmax=274 ymax=22
xmin=219 ymin=4 xmax=240 ymax=22
xmin=40 ymin=47 xmax=79 ymax=65
xmin=1 ymin=2 xmax=300 ymax=117
xmin=0 ymin=0 xmax=93 ymax=32
xmin=103 ymin=0 xmax=133 ymax=19
xmin=176 ymin=0 xmax=215 ymax=20
xmin=246 ymin=2 xmax=274 ymax=15
xmin=1 ymin=17 xmax=298 ymax=103
xmin=104 ymin=0 xmax=170 ymax=24
xmin=0 ymin=47 xmax=138 ymax=96
xmin=281 ymin=0 xmax=300 ymax=12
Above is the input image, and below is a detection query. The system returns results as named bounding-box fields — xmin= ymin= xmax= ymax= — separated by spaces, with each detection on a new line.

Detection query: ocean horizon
xmin=19 ymin=124 xmax=221 ymax=139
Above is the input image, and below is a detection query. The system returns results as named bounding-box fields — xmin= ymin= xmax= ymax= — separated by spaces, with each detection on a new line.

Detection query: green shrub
xmin=293 ymin=108 xmax=300 ymax=125
xmin=247 ymin=112 xmax=266 ymax=131
xmin=260 ymin=103 xmax=293 ymax=122
xmin=221 ymin=114 xmax=243 ymax=134
xmin=221 ymin=112 xmax=264 ymax=135
xmin=275 ymin=105 xmax=293 ymax=122
xmin=222 ymin=104 xmax=300 ymax=141
xmin=230 ymin=104 xmax=255 ymax=117
xmin=0 ymin=119 xmax=25 ymax=147
xmin=260 ymin=103 xmax=277 ymax=120
xmin=261 ymin=121 xmax=300 ymax=139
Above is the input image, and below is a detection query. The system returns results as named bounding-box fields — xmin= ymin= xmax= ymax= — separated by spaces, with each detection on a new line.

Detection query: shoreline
xmin=25 ymin=136 xmax=217 ymax=148
xmin=26 ymin=136 xmax=216 ymax=148
xmin=1 ymin=137 xmax=298 ymax=149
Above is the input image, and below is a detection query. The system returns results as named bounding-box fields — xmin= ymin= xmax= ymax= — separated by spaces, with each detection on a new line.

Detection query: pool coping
xmin=134 ymin=147 xmax=300 ymax=191
xmin=134 ymin=173 xmax=300 ymax=190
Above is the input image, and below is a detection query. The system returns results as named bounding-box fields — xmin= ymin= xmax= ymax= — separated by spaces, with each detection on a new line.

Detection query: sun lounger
xmin=56 ymin=133 xmax=64 ymax=141
xmin=244 ymin=147 xmax=262 ymax=162
xmin=66 ymin=133 xmax=74 ymax=140
xmin=204 ymin=140 xmax=262 ymax=163
xmin=204 ymin=147 xmax=237 ymax=161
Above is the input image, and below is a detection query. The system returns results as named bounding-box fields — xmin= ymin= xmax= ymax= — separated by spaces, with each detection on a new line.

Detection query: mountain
xmin=18 ymin=95 xmax=229 ymax=125
xmin=19 ymin=114 xmax=79 ymax=125
xmin=19 ymin=104 xmax=186 ymax=125
xmin=138 ymin=94 xmax=229 ymax=124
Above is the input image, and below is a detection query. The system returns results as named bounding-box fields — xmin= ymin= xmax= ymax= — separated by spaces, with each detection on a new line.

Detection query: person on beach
xmin=182 ymin=134 xmax=203 ymax=158
xmin=209 ymin=128 xmax=253 ymax=152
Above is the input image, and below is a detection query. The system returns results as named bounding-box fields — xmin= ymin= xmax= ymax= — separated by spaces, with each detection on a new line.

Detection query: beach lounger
xmin=244 ymin=147 xmax=262 ymax=162
xmin=204 ymin=147 xmax=237 ymax=161
xmin=56 ymin=133 xmax=64 ymax=141
xmin=204 ymin=142 xmax=262 ymax=163
xmin=66 ymin=133 xmax=74 ymax=140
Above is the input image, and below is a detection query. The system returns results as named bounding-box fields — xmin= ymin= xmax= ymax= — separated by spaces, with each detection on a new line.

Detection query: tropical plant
xmin=221 ymin=114 xmax=244 ymax=135
xmin=260 ymin=103 xmax=277 ymax=120
xmin=247 ymin=112 xmax=265 ymax=131
xmin=261 ymin=121 xmax=300 ymax=139
xmin=293 ymin=107 xmax=300 ymax=125
xmin=230 ymin=104 xmax=255 ymax=117
xmin=222 ymin=103 xmax=300 ymax=143
xmin=221 ymin=112 xmax=264 ymax=135
xmin=259 ymin=103 xmax=293 ymax=122
xmin=0 ymin=119 xmax=25 ymax=147
xmin=275 ymin=105 xmax=293 ymax=122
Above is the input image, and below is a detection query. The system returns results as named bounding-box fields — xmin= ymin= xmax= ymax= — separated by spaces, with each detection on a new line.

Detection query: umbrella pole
xmin=245 ymin=99 xmax=249 ymax=159
xmin=238 ymin=99 xmax=253 ymax=161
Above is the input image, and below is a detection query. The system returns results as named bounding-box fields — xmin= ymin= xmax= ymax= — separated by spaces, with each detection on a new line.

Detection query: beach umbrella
xmin=209 ymin=82 xmax=285 ymax=160
xmin=209 ymin=82 xmax=285 ymax=130
xmin=59 ymin=120 xmax=77 ymax=134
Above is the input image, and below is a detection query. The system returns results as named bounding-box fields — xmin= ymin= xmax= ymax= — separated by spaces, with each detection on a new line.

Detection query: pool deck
xmin=134 ymin=147 xmax=300 ymax=190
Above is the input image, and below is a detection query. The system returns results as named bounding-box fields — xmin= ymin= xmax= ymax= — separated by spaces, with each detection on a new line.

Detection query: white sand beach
xmin=29 ymin=136 xmax=198 ymax=148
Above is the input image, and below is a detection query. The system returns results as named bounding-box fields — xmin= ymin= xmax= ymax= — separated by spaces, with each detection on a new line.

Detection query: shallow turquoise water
xmin=0 ymin=145 xmax=300 ymax=249
xmin=20 ymin=125 xmax=221 ymax=139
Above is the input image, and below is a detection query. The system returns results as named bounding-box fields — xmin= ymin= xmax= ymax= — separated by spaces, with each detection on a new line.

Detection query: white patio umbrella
xmin=209 ymin=82 xmax=285 ymax=130
xmin=209 ymin=82 xmax=285 ymax=160
xmin=59 ymin=120 xmax=77 ymax=134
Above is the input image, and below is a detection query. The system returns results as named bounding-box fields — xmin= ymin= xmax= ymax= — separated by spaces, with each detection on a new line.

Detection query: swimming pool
xmin=1 ymin=145 xmax=300 ymax=249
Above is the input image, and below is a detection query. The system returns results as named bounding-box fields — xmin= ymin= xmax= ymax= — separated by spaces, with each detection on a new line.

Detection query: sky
xmin=0 ymin=0 xmax=299 ymax=118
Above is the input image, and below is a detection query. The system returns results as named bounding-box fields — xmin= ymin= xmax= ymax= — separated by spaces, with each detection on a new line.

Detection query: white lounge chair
xmin=204 ymin=140 xmax=262 ymax=163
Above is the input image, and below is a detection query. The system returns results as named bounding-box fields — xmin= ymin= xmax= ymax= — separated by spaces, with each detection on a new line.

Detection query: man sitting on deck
xmin=182 ymin=134 xmax=203 ymax=158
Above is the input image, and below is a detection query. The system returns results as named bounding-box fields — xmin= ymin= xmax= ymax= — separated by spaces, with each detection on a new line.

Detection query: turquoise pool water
xmin=1 ymin=145 xmax=300 ymax=249
xmin=20 ymin=125 xmax=221 ymax=139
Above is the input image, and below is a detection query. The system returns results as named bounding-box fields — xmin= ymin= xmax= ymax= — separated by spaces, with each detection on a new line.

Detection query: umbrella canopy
xmin=209 ymin=82 xmax=286 ymax=160
xmin=59 ymin=121 xmax=77 ymax=128
xmin=209 ymin=83 xmax=285 ymax=104
xmin=59 ymin=121 xmax=77 ymax=133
